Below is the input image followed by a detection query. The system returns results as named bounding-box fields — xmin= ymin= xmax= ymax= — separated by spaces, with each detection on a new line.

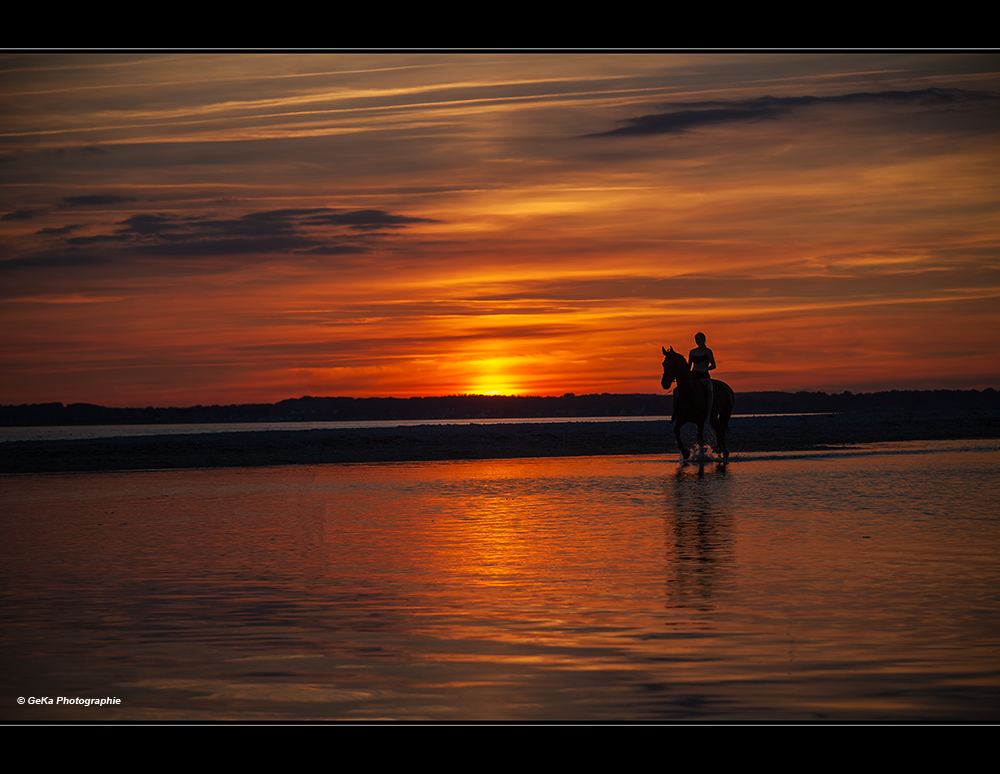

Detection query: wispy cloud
xmin=2 ymin=209 xmax=46 ymax=221
xmin=589 ymin=88 xmax=1000 ymax=137
xmin=7 ymin=205 xmax=439 ymax=266
xmin=60 ymin=194 xmax=138 ymax=207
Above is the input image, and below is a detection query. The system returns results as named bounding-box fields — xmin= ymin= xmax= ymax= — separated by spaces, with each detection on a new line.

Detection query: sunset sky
xmin=2 ymin=51 xmax=998 ymax=406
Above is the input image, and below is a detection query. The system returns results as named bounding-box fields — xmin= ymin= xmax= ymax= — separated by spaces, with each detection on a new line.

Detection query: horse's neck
xmin=671 ymin=357 xmax=697 ymax=393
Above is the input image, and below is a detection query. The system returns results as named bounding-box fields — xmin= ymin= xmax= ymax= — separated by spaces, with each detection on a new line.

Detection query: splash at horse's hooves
xmin=678 ymin=446 xmax=730 ymax=464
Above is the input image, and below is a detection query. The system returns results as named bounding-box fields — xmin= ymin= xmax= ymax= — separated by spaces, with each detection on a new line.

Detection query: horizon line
xmin=4 ymin=386 xmax=998 ymax=412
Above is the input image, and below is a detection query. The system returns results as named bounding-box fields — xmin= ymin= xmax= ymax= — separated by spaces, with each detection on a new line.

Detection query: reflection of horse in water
xmin=661 ymin=346 xmax=734 ymax=459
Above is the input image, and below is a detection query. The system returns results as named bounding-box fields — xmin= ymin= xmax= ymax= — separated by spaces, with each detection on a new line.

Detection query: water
xmin=2 ymin=440 xmax=998 ymax=722
xmin=0 ymin=417 xmax=670 ymax=444
xmin=0 ymin=414 xmax=817 ymax=444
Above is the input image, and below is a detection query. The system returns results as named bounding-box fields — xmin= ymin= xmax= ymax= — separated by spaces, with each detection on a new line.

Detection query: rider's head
xmin=695 ymin=332 xmax=706 ymax=346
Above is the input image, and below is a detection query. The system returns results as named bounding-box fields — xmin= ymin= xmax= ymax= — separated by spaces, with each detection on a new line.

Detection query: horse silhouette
xmin=661 ymin=346 xmax=734 ymax=459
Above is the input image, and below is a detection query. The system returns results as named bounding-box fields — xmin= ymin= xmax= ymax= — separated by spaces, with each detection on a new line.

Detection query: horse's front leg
xmin=696 ymin=422 xmax=706 ymax=455
xmin=715 ymin=419 xmax=729 ymax=458
xmin=674 ymin=422 xmax=690 ymax=459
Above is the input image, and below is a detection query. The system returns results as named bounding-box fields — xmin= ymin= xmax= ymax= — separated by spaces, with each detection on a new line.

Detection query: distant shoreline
xmin=2 ymin=409 xmax=999 ymax=475
xmin=3 ymin=388 xmax=998 ymax=428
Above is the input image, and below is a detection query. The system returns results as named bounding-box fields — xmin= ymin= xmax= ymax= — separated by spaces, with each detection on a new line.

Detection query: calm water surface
xmin=2 ymin=440 xmax=998 ymax=721
xmin=0 ymin=416 xmax=672 ymax=443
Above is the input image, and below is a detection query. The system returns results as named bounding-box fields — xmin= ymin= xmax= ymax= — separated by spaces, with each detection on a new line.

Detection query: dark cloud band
xmin=590 ymin=88 xmax=1000 ymax=137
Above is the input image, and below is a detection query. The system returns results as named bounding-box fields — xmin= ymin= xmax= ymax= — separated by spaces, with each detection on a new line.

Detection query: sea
xmin=0 ymin=416 xmax=669 ymax=444
xmin=2 ymin=432 xmax=998 ymax=723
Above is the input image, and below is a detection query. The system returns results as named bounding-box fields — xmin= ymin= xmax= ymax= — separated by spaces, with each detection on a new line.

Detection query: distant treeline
xmin=2 ymin=389 xmax=999 ymax=426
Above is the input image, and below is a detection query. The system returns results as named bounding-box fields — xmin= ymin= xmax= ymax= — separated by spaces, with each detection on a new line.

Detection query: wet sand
xmin=3 ymin=409 xmax=1000 ymax=475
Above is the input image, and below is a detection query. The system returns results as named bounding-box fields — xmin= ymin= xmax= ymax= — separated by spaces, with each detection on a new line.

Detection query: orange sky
xmin=2 ymin=51 xmax=998 ymax=406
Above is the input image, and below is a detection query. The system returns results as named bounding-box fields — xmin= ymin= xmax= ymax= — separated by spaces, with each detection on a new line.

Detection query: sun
xmin=468 ymin=376 xmax=520 ymax=396
xmin=466 ymin=357 xmax=523 ymax=396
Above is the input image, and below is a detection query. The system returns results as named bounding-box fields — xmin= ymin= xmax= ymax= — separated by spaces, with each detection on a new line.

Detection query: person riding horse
xmin=689 ymin=332 xmax=716 ymax=424
xmin=661 ymin=335 xmax=733 ymax=459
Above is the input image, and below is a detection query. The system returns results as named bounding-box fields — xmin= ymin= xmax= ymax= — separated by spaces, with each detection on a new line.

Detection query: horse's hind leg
xmin=715 ymin=417 xmax=730 ymax=458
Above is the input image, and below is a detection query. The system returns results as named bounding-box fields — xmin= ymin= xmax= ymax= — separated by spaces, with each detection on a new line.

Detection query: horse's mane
xmin=662 ymin=346 xmax=694 ymax=391
xmin=664 ymin=346 xmax=687 ymax=367
xmin=664 ymin=346 xmax=690 ymax=375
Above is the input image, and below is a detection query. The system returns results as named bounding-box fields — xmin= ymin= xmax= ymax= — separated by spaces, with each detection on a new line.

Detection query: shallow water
xmin=2 ymin=440 xmax=998 ymax=722
xmin=0 ymin=416 xmax=672 ymax=444
xmin=0 ymin=413 xmax=817 ymax=444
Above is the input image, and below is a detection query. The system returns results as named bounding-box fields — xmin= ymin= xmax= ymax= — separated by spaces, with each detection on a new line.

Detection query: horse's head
xmin=661 ymin=346 xmax=687 ymax=390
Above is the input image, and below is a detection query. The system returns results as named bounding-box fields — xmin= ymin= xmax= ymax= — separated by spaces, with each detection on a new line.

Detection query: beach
xmin=3 ymin=409 xmax=1000 ymax=474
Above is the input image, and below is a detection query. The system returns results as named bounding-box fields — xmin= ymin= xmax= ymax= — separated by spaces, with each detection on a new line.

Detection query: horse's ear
xmin=662 ymin=346 xmax=668 ymax=356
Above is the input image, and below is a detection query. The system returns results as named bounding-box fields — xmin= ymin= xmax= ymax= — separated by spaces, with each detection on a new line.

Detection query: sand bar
xmin=3 ymin=410 xmax=1000 ymax=474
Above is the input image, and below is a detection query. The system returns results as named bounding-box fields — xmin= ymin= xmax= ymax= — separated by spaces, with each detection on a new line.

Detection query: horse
xmin=661 ymin=346 xmax=734 ymax=459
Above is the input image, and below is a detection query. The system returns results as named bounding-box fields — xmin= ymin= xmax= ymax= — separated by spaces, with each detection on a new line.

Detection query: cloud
xmin=113 ymin=208 xmax=437 ymax=243
xmin=2 ymin=209 xmax=47 ymax=221
xmin=589 ymin=88 xmax=1000 ymax=137
xmin=2 ymin=206 xmax=441 ymax=280
xmin=36 ymin=224 xmax=86 ymax=235
xmin=67 ymin=234 xmax=132 ymax=247
xmin=117 ymin=214 xmax=183 ymax=236
xmin=60 ymin=194 xmax=139 ymax=207
xmin=131 ymin=236 xmax=320 ymax=257
xmin=300 ymin=209 xmax=437 ymax=231
xmin=115 ymin=207 xmax=438 ymax=257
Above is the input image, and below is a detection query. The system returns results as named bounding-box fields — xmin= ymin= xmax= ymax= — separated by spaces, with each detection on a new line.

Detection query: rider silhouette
xmin=689 ymin=332 xmax=716 ymax=423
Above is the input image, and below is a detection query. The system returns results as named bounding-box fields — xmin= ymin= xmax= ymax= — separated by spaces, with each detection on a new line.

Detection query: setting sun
xmin=466 ymin=356 xmax=524 ymax=396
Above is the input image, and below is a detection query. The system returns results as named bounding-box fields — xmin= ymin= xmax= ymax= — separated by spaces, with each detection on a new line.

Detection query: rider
xmin=689 ymin=332 xmax=716 ymax=423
